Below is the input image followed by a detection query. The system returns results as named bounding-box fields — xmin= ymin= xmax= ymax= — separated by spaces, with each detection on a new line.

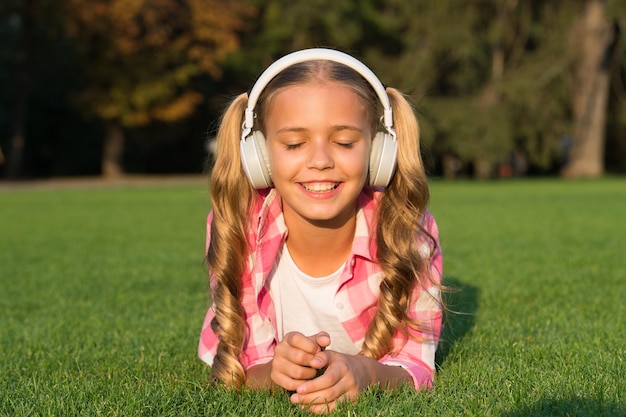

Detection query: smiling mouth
xmin=301 ymin=182 xmax=339 ymax=192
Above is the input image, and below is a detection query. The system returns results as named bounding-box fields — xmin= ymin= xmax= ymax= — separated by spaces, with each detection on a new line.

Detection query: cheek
xmin=266 ymin=141 xmax=280 ymax=168
xmin=341 ymin=148 xmax=370 ymax=177
xmin=267 ymin=145 xmax=299 ymax=177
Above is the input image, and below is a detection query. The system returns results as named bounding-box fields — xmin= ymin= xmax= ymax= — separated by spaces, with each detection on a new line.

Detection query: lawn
xmin=1 ymin=178 xmax=625 ymax=416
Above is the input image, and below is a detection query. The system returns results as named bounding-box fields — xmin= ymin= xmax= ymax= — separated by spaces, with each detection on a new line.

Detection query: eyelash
xmin=285 ymin=142 xmax=354 ymax=150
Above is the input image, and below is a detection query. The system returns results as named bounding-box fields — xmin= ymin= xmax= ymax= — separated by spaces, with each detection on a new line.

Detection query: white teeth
xmin=303 ymin=183 xmax=337 ymax=192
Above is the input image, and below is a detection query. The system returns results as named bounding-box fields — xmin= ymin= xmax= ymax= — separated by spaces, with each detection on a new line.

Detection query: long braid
xmin=361 ymin=88 xmax=435 ymax=359
xmin=207 ymin=93 xmax=253 ymax=388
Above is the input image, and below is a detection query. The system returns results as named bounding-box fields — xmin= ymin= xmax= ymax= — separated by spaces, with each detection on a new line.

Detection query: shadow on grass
xmin=435 ymin=276 xmax=479 ymax=370
xmin=501 ymin=397 xmax=626 ymax=417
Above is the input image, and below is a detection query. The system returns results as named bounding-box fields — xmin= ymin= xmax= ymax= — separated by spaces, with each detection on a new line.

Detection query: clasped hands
xmin=270 ymin=331 xmax=369 ymax=414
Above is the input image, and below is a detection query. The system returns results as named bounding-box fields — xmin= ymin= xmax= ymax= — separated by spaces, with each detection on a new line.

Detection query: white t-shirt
xmin=269 ymin=245 xmax=360 ymax=355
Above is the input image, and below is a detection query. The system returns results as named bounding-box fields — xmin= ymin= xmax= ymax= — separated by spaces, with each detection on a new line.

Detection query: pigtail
xmin=207 ymin=93 xmax=253 ymax=388
xmin=361 ymin=87 xmax=436 ymax=359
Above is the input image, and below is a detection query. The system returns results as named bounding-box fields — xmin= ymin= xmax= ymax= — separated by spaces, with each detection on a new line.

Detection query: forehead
xmin=272 ymin=81 xmax=363 ymax=104
xmin=265 ymin=82 xmax=370 ymax=127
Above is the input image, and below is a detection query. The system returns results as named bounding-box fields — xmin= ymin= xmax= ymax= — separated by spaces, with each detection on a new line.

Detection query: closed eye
xmin=285 ymin=143 xmax=303 ymax=150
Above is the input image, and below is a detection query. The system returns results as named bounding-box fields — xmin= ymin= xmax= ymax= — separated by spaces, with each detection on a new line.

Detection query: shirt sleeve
xmin=198 ymin=304 xmax=218 ymax=365
xmin=198 ymin=211 xmax=218 ymax=365
xmin=198 ymin=285 xmax=277 ymax=370
xmin=198 ymin=298 xmax=277 ymax=370
xmin=379 ymin=210 xmax=443 ymax=389
xmin=198 ymin=211 xmax=277 ymax=370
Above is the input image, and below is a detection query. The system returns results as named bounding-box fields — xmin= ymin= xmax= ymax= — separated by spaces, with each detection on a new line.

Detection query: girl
xmin=199 ymin=48 xmax=443 ymax=414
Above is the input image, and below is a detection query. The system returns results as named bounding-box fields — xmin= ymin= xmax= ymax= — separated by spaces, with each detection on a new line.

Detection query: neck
xmin=284 ymin=211 xmax=357 ymax=278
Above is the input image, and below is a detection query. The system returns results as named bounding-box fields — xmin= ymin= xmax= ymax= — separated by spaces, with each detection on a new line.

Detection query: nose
xmin=306 ymin=140 xmax=334 ymax=170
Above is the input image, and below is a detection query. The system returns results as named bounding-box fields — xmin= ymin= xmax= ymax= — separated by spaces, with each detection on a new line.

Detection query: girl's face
xmin=264 ymin=81 xmax=372 ymax=229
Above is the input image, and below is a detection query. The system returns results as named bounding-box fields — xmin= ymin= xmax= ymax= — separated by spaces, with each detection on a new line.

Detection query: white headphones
xmin=240 ymin=48 xmax=397 ymax=189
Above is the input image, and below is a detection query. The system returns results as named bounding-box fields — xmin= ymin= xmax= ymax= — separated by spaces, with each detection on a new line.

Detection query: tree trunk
xmin=473 ymin=158 xmax=493 ymax=180
xmin=101 ymin=122 xmax=125 ymax=178
xmin=561 ymin=0 xmax=616 ymax=178
xmin=442 ymin=153 xmax=461 ymax=179
xmin=5 ymin=0 xmax=35 ymax=180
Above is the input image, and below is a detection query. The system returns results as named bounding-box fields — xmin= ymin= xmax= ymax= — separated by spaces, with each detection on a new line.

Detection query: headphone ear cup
xmin=369 ymin=132 xmax=398 ymax=187
xmin=240 ymin=130 xmax=272 ymax=189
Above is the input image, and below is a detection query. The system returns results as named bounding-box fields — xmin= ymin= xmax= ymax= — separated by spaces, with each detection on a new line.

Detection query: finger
xmin=277 ymin=334 xmax=320 ymax=367
xmin=284 ymin=332 xmax=321 ymax=354
xmin=307 ymin=402 xmax=336 ymax=415
xmin=272 ymin=372 xmax=311 ymax=392
xmin=312 ymin=331 xmax=331 ymax=349
xmin=292 ymin=389 xmax=347 ymax=414
xmin=290 ymin=391 xmax=335 ymax=406
xmin=309 ymin=349 xmax=329 ymax=370
xmin=296 ymin=363 xmax=339 ymax=395
xmin=272 ymin=354 xmax=319 ymax=381
xmin=296 ymin=398 xmax=336 ymax=415
xmin=295 ymin=388 xmax=353 ymax=413
xmin=310 ymin=348 xmax=338 ymax=370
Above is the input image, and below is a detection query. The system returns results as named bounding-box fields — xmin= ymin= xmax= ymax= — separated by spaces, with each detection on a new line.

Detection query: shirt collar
xmin=254 ymin=187 xmax=380 ymax=262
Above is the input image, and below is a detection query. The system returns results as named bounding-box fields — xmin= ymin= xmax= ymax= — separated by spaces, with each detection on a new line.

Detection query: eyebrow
xmin=275 ymin=125 xmax=365 ymax=134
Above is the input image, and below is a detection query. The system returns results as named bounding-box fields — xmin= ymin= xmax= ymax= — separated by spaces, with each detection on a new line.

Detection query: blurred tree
xmin=219 ymin=0 xmax=367 ymax=87
xmin=1 ymin=0 xmax=36 ymax=179
xmin=2 ymin=0 xmax=623 ymax=179
xmin=357 ymin=0 xmax=527 ymax=178
xmin=60 ymin=0 xmax=254 ymax=177
xmin=232 ymin=0 xmax=536 ymax=177
xmin=1 ymin=0 xmax=102 ymax=179
xmin=605 ymin=2 xmax=626 ymax=173
xmin=561 ymin=0 xmax=621 ymax=177
xmin=367 ymin=0 xmax=624 ymax=178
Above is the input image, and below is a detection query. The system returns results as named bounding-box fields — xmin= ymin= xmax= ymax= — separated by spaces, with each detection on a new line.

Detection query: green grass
xmin=1 ymin=178 xmax=625 ymax=416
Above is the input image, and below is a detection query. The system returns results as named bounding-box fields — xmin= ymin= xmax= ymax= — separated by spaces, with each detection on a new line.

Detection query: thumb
xmin=314 ymin=331 xmax=331 ymax=350
xmin=308 ymin=332 xmax=331 ymax=369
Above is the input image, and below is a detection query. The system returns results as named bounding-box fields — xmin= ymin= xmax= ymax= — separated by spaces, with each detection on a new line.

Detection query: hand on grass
xmin=270 ymin=331 xmax=330 ymax=391
xmin=289 ymin=350 xmax=371 ymax=414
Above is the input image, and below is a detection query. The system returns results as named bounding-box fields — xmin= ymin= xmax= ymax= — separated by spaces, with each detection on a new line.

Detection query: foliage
xmin=60 ymin=0 xmax=255 ymax=127
xmin=232 ymin=0 xmax=625 ymax=176
xmin=0 ymin=0 xmax=625 ymax=178
xmin=1 ymin=179 xmax=626 ymax=416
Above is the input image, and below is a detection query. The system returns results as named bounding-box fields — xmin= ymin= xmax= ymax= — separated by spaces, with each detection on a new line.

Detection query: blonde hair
xmin=207 ymin=60 xmax=440 ymax=387
xmin=207 ymin=93 xmax=251 ymax=388
xmin=361 ymin=87 xmax=437 ymax=359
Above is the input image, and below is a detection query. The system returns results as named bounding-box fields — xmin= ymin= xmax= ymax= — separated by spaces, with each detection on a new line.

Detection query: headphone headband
xmin=242 ymin=48 xmax=394 ymax=141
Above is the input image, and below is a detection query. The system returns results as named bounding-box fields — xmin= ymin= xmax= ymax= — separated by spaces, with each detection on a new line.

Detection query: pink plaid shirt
xmin=198 ymin=187 xmax=443 ymax=389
